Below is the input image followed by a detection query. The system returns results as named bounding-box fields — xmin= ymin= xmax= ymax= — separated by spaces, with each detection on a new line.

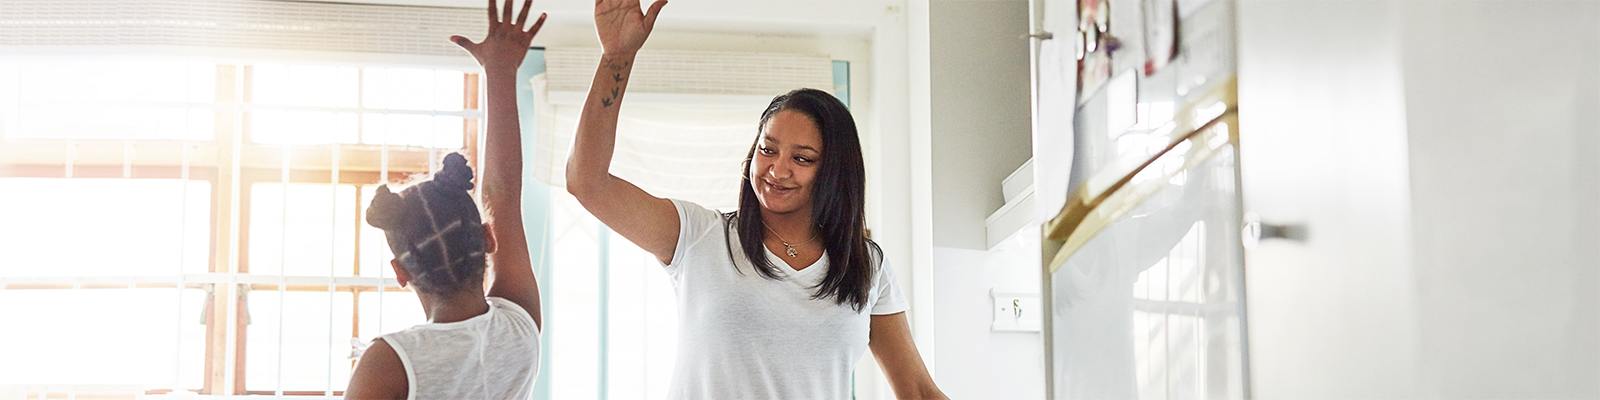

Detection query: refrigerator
xmin=1033 ymin=0 xmax=1250 ymax=398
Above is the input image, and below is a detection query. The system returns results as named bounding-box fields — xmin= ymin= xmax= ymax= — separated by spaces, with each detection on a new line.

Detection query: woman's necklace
xmin=760 ymin=220 xmax=820 ymax=258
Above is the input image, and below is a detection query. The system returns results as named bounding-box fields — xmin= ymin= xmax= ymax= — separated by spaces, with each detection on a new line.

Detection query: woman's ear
xmin=390 ymin=260 xmax=411 ymax=288
xmin=482 ymin=223 xmax=498 ymax=254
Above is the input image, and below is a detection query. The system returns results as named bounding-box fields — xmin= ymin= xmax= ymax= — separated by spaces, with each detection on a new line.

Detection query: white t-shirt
xmin=664 ymin=199 xmax=910 ymax=400
xmin=378 ymin=296 xmax=541 ymax=400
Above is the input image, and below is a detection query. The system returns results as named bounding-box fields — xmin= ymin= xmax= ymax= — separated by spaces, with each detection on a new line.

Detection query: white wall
xmin=907 ymin=0 xmax=1043 ymax=398
xmin=932 ymin=230 xmax=1045 ymax=400
xmin=928 ymin=0 xmax=1036 ymax=250
xmin=1400 ymin=2 xmax=1600 ymax=397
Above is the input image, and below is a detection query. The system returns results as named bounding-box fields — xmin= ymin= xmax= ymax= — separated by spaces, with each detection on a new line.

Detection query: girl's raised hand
xmin=452 ymin=0 xmax=547 ymax=73
xmin=595 ymin=0 xmax=667 ymax=57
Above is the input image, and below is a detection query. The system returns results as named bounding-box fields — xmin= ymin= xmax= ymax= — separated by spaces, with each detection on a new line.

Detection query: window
xmin=536 ymin=189 xmax=681 ymax=400
xmin=0 ymin=56 xmax=477 ymax=397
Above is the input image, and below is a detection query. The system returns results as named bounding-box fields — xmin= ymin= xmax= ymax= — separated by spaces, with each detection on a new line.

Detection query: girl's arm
xmin=346 ymin=3 xmax=544 ymax=397
xmin=450 ymin=0 xmax=546 ymax=327
xmin=344 ymin=339 xmax=407 ymax=399
xmin=564 ymin=0 xmax=679 ymax=265
xmin=869 ymin=312 xmax=951 ymax=400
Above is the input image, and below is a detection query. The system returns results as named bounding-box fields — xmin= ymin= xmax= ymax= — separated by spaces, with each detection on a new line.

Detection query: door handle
xmin=1244 ymin=212 xmax=1309 ymax=246
xmin=1260 ymin=223 xmax=1309 ymax=241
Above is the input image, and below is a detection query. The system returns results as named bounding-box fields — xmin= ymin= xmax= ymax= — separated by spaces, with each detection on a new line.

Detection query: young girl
xmin=344 ymin=0 xmax=546 ymax=398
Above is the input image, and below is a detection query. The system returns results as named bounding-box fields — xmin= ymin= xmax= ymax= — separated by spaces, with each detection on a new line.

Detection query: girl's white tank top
xmin=378 ymin=297 xmax=540 ymax=400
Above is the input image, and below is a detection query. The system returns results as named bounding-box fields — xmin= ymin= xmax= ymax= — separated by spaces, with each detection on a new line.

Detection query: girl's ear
xmin=482 ymin=223 xmax=498 ymax=254
xmin=390 ymin=260 xmax=411 ymax=288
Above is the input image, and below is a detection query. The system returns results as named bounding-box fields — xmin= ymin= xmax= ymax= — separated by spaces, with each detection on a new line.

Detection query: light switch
xmin=991 ymin=289 xmax=1042 ymax=332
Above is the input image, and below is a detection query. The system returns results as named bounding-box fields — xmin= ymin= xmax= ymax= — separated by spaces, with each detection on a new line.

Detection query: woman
xmin=565 ymin=1 xmax=948 ymax=398
xmin=344 ymin=1 xmax=545 ymax=398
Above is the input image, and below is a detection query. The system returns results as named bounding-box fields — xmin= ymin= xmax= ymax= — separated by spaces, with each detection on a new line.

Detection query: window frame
xmin=0 ymin=62 xmax=482 ymax=397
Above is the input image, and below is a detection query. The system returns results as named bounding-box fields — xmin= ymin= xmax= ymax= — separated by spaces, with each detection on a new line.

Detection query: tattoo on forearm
xmin=599 ymin=58 xmax=631 ymax=108
xmin=600 ymin=83 xmax=622 ymax=108
xmin=601 ymin=58 xmax=631 ymax=72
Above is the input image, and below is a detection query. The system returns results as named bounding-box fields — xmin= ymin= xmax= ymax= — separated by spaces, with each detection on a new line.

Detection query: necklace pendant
xmin=785 ymin=245 xmax=799 ymax=258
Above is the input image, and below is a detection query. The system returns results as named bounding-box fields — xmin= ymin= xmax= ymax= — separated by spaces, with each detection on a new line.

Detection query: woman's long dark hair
xmin=724 ymin=88 xmax=880 ymax=312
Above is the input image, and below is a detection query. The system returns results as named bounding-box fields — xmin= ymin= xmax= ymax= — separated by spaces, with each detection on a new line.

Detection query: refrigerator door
xmin=1042 ymin=0 xmax=1249 ymax=399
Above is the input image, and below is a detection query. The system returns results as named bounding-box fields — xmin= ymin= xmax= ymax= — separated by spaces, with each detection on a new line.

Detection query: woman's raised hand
xmin=595 ymin=0 xmax=667 ymax=57
xmin=452 ymin=0 xmax=548 ymax=73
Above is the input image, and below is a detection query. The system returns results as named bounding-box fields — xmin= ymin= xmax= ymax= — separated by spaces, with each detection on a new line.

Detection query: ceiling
xmin=310 ymin=0 xmax=900 ymax=38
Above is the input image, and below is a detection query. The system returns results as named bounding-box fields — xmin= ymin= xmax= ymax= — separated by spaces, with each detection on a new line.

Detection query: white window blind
xmin=0 ymin=0 xmax=482 ymax=57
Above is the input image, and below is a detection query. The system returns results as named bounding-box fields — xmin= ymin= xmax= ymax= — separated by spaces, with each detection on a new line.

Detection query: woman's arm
xmin=869 ymin=312 xmax=950 ymax=400
xmin=564 ymin=0 xmax=679 ymax=265
xmin=449 ymin=0 xmax=546 ymax=327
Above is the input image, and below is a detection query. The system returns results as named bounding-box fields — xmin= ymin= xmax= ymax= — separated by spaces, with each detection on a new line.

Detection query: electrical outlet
xmin=991 ymin=289 xmax=1042 ymax=332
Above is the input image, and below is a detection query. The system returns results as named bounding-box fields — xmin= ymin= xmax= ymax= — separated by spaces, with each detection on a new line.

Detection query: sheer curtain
xmin=529 ymin=81 xmax=765 ymax=209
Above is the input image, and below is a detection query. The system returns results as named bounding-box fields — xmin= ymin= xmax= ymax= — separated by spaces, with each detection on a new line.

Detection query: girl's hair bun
xmin=366 ymin=185 xmax=407 ymax=231
xmin=363 ymin=151 xmax=487 ymax=295
xmin=433 ymin=152 xmax=475 ymax=193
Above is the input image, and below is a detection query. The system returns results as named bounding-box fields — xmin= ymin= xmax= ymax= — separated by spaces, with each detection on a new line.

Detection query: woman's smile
xmin=761 ymin=177 xmax=799 ymax=199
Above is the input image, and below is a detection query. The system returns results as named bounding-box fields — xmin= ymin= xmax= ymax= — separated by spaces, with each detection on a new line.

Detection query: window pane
xmin=16 ymin=105 xmax=213 ymax=140
xmin=363 ymin=113 xmax=453 ymax=148
xmin=9 ymin=59 xmax=214 ymax=140
xmin=550 ymin=192 xmax=601 ymax=400
xmin=359 ymin=68 xmax=388 ymax=110
xmin=337 ymin=67 xmax=361 ymax=109
xmin=245 ymin=290 xmax=356 ymax=392
xmin=380 ymin=113 xmax=426 ymax=146
xmin=23 ymin=59 xmax=200 ymax=104
xmin=251 ymin=110 xmax=359 ymax=144
xmin=289 ymin=65 xmax=347 ymax=108
xmin=248 ymin=183 xmax=358 ymax=277
xmin=606 ymin=231 xmax=678 ymax=400
xmin=0 ymin=289 xmax=206 ymax=387
xmin=0 ymin=179 xmax=210 ymax=277
xmin=186 ymin=62 xmax=218 ymax=104
xmin=357 ymin=291 xmax=426 ymax=343
xmin=253 ymin=64 xmax=357 ymax=109
xmin=433 ymin=115 xmax=466 ymax=150
xmin=252 ymin=64 xmax=292 ymax=106
xmin=358 ymin=185 xmax=396 ymax=278
xmin=379 ymin=68 xmax=436 ymax=111
xmin=360 ymin=67 xmax=464 ymax=112
xmin=161 ymin=107 xmax=216 ymax=141
xmin=433 ymin=70 xmax=465 ymax=112
xmin=1 ymin=62 xmax=20 ymax=138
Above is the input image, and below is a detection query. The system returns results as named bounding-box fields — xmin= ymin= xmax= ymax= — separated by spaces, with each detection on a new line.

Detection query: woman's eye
xmin=759 ymin=147 xmax=776 ymax=155
xmin=795 ymin=156 xmax=814 ymax=164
